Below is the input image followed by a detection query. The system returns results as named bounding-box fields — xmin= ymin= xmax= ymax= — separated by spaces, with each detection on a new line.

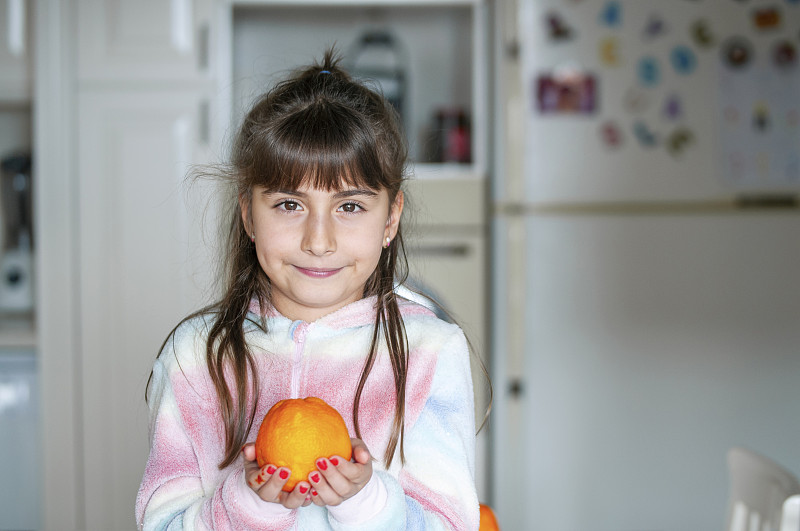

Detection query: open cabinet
xmin=0 ymin=1 xmax=38 ymax=530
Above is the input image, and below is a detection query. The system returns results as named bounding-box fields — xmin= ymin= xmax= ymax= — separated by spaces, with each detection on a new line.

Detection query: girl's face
xmin=242 ymin=182 xmax=403 ymax=322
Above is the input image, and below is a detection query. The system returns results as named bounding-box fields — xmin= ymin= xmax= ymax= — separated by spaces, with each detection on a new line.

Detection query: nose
xmin=302 ymin=211 xmax=336 ymax=256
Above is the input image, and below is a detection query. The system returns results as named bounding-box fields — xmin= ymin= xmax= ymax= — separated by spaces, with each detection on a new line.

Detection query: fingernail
xmin=299 ymin=485 xmax=309 ymax=494
xmin=266 ymin=465 xmax=276 ymax=474
xmin=317 ymin=459 xmax=328 ymax=471
xmin=279 ymin=469 xmax=289 ymax=480
xmin=330 ymin=457 xmax=339 ymax=466
xmin=312 ymin=489 xmax=318 ymax=496
xmin=310 ymin=472 xmax=320 ymax=483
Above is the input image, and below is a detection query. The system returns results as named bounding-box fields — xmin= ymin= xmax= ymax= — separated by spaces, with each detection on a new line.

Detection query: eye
xmin=276 ymin=200 xmax=301 ymax=212
xmin=338 ymin=202 xmax=364 ymax=213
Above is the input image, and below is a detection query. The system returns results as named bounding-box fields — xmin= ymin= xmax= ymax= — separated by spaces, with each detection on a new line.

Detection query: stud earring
xmin=383 ymin=236 xmax=391 ymax=249
xmin=250 ymin=233 xmax=255 ymax=242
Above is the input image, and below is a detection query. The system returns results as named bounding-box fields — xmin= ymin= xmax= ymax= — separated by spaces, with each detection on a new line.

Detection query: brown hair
xmin=150 ymin=49 xmax=412 ymax=470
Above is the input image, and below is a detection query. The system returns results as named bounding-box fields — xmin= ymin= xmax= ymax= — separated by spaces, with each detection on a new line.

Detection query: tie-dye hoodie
xmin=135 ymin=296 xmax=479 ymax=530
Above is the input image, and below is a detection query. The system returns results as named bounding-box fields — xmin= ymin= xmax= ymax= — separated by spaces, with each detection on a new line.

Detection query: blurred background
xmin=1 ymin=0 xmax=799 ymax=530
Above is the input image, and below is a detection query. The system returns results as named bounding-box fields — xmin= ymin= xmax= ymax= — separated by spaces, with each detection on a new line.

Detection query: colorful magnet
xmin=643 ymin=14 xmax=667 ymax=40
xmin=599 ymin=37 xmax=621 ymax=66
xmin=752 ymin=7 xmax=782 ymax=30
xmin=599 ymin=121 xmax=624 ymax=149
xmin=599 ymin=1 xmax=622 ymax=28
xmin=753 ymin=103 xmax=770 ymax=131
xmin=633 ymin=121 xmax=659 ymax=147
xmin=545 ymin=11 xmax=574 ymax=41
xmin=670 ymin=45 xmax=698 ymax=75
xmin=624 ymin=87 xmax=651 ymax=113
xmin=720 ymin=36 xmax=754 ymax=69
xmin=772 ymin=40 xmax=797 ymax=68
xmin=663 ymin=93 xmax=683 ymax=120
xmin=690 ymin=19 xmax=715 ymax=48
xmin=637 ymin=56 xmax=661 ymax=86
xmin=666 ymin=127 xmax=694 ymax=157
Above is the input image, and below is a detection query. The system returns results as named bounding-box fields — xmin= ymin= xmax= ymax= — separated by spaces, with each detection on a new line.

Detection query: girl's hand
xmin=307 ymin=438 xmax=373 ymax=507
xmin=242 ymin=443 xmax=314 ymax=509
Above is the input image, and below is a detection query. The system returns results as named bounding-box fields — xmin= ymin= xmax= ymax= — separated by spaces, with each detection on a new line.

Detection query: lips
xmin=295 ymin=266 xmax=342 ymax=278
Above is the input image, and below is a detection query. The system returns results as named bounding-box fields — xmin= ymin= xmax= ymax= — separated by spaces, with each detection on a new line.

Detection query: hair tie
xmin=320 ymin=70 xmax=331 ymax=75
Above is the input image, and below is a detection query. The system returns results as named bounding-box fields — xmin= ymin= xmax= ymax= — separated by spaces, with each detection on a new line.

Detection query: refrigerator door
xmin=497 ymin=212 xmax=800 ymax=530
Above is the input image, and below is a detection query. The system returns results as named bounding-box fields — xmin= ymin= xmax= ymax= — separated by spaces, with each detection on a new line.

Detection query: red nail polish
xmin=330 ymin=457 xmax=339 ymax=466
xmin=256 ymin=475 xmax=264 ymax=485
xmin=310 ymin=472 xmax=320 ymax=483
xmin=299 ymin=485 xmax=309 ymax=494
xmin=279 ymin=469 xmax=289 ymax=480
xmin=266 ymin=465 xmax=276 ymax=474
xmin=312 ymin=489 xmax=318 ymax=496
xmin=317 ymin=459 xmax=328 ymax=471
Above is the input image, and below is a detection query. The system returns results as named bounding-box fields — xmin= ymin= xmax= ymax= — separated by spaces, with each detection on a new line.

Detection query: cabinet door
xmin=77 ymin=88 xmax=217 ymax=528
xmin=0 ymin=0 xmax=32 ymax=101
xmin=77 ymin=0 xmax=212 ymax=83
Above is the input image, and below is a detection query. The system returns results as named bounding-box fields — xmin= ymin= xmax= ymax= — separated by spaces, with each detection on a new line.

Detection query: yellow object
xmin=256 ymin=397 xmax=352 ymax=492
xmin=479 ymin=503 xmax=500 ymax=530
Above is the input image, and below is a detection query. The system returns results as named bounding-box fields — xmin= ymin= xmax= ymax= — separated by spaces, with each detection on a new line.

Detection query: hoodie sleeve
xmin=326 ymin=326 xmax=481 ymax=531
xmin=134 ymin=329 xmax=296 ymax=531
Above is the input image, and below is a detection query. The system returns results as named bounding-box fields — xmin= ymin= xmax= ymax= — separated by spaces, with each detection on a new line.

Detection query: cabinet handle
xmin=199 ymin=100 xmax=210 ymax=145
xmin=197 ymin=22 xmax=210 ymax=71
xmin=7 ymin=0 xmax=25 ymax=55
xmin=409 ymin=244 xmax=471 ymax=257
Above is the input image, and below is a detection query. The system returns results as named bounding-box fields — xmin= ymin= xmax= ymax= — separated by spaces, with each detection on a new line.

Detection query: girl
xmin=135 ymin=50 xmax=480 ymax=530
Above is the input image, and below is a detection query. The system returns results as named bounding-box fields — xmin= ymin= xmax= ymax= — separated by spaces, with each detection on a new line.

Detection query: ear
xmin=238 ymin=193 xmax=251 ymax=235
xmin=384 ymin=191 xmax=404 ymax=241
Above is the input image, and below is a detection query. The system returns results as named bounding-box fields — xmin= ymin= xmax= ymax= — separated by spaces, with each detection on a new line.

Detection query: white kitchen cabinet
xmin=77 ymin=87 xmax=217 ymax=529
xmin=77 ymin=0 xmax=213 ymax=83
xmin=0 ymin=0 xmax=32 ymax=102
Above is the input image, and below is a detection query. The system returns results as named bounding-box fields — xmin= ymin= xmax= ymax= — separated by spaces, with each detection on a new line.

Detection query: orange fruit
xmin=255 ymin=396 xmax=352 ymax=492
xmin=479 ymin=503 xmax=500 ymax=530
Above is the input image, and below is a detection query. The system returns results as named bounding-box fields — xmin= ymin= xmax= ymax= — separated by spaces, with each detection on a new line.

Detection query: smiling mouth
xmin=295 ymin=266 xmax=342 ymax=278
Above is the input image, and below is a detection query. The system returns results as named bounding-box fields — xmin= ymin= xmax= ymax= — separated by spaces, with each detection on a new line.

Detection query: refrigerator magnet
xmin=663 ymin=93 xmax=683 ymax=121
xmin=670 ymin=45 xmax=698 ymax=75
xmin=633 ymin=121 xmax=659 ymax=148
xmin=599 ymin=121 xmax=624 ymax=149
xmin=690 ymin=19 xmax=716 ymax=49
xmin=752 ymin=7 xmax=782 ymax=30
xmin=642 ymin=14 xmax=667 ymax=40
xmin=599 ymin=37 xmax=621 ymax=67
xmin=666 ymin=127 xmax=695 ymax=157
xmin=720 ymin=36 xmax=754 ymax=70
xmin=772 ymin=40 xmax=797 ymax=69
xmin=623 ymin=87 xmax=651 ymax=114
xmin=545 ymin=12 xmax=574 ymax=42
xmin=637 ymin=56 xmax=661 ymax=87
xmin=599 ymin=1 xmax=622 ymax=28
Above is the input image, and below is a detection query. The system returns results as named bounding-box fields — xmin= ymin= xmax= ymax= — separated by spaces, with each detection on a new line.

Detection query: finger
xmin=282 ymin=482 xmax=312 ymax=510
xmin=242 ymin=443 xmax=257 ymax=462
xmin=307 ymin=469 xmax=342 ymax=506
xmin=247 ymin=463 xmax=277 ymax=490
xmin=350 ymin=438 xmax=372 ymax=465
xmin=315 ymin=458 xmax=352 ymax=497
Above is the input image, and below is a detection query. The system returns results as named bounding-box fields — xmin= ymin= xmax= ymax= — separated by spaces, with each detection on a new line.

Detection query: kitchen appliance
xmin=348 ymin=29 xmax=407 ymax=123
xmin=0 ymin=152 xmax=34 ymax=314
xmin=491 ymin=1 xmax=800 ymax=529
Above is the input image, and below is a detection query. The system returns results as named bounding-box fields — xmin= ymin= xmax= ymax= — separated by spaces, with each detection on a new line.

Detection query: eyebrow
xmin=270 ymin=188 xmax=379 ymax=199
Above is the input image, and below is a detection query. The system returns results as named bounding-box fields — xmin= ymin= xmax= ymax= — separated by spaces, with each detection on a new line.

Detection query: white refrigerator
xmin=491 ymin=1 xmax=800 ymax=530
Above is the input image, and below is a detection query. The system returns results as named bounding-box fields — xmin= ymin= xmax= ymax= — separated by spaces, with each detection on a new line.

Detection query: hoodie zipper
xmin=289 ymin=321 xmax=310 ymax=399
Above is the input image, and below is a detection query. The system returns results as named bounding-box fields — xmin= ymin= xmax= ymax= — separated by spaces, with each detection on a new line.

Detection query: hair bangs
xmin=247 ymin=100 xmax=391 ymax=194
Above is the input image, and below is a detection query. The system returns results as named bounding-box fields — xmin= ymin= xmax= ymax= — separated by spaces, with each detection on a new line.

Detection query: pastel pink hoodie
xmin=135 ymin=296 xmax=479 ymax=530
